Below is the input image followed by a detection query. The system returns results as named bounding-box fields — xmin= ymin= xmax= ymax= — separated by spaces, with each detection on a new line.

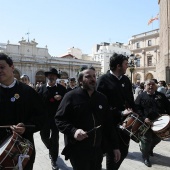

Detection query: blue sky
xmin=1 ymin=0 xmax=159 ymax=56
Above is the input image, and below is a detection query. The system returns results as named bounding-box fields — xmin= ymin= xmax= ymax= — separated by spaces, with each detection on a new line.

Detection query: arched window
xmin=35 ymin=71 xmax=46 ymax=84
xmin=136 ymin=58 xmax=140 ymax=67
xmin=135 ymin=74 xmax=141 ymax=83
xmin=14 ymin=69 xmax=20 ymax=80
xmin=145 ymin=73 xmax=153 ymax=80
xmin=136 ymin=74 xmax=141 ymax=81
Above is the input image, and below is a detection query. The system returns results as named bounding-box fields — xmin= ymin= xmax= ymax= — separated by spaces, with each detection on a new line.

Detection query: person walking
xmin=55 ymin=65 xmax=121 ymax=170
xmin=96 ymin=53 xmax=136 ymax=170
xmin=0 ymin=53 xmax=47 ymax=170
xmin=135 ymin=79 xmax=170 ymax=167
xmin=38 ymin=68 xmax=67 ymax=170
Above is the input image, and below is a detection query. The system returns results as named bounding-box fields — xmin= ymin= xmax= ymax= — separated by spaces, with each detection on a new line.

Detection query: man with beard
xmin=38 ymin=68 xmax=67 ymax=170
xmin=135 ymin=79 xmax=170 ymax=167
xmin=96 ymin=53 xmax=136 ymax=170
xmin=55 ymin=65 xmax=121 ymax=170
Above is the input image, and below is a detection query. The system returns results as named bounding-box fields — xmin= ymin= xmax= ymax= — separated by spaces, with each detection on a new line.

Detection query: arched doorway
xmin=135 ymin=74 xmax=141 ymax=83
xmin=60 ymin=72 xmax=69 ymax=79
xmin=14 ymin=69 xmax=20 ymax=80
xmin=35 ymin=71 xmax=46 ymax=83
xmin=145 ymin=73 xmax=153 ymax=80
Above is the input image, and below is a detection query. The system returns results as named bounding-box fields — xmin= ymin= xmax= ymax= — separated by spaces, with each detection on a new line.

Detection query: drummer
xmin=96 ymin=53 xmax=137 ymax=169
xmin=0 ymin=53 xmax=47 ymax=169
xmin=135 ymin=79 xmax=170 ymax=167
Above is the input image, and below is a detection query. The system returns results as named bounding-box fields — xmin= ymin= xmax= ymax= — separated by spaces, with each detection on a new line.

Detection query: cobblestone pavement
xmin=33 ymin=132 xmax=170 ymax=170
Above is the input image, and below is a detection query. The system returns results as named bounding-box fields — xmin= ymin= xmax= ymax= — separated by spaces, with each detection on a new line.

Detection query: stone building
xmin=60 ymin=47 xmax=92 ymax=61
xmin=129 ymin=29 xmax=159 ymax=83
xmin=92 ymin=42 xmax=131 ymax=74
xmin=0 ymin=38 xmax=101 ymax=85
xmin=158 ymin=0 xmax=170 ymax=83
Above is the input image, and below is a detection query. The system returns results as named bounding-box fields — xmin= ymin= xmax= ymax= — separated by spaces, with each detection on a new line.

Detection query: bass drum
xmin=151 ymin=115 xmax=170 ymax=139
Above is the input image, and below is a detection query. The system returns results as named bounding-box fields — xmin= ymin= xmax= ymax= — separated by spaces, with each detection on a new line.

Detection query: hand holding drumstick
xmin=10 ymin=123 xmax=26 ymax=135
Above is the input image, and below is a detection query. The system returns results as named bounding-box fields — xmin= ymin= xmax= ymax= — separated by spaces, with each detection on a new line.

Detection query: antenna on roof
xmin=26 ymin=32 xmax=30 ymax=42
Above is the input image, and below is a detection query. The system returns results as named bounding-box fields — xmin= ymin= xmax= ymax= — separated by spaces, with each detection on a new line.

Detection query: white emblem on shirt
xmin=99 ymin=105 xmax=102 ymax=109
xmin=55 ymin=92 xmax=58 ymax=94
xmin=122 ymin=83 xmax=125 ymax=87
xmin=11 ymin=97 xmax=16 ymax=102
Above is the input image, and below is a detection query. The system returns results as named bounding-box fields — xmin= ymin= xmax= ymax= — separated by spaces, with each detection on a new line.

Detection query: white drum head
xmin=152 ymin=115 xmax=170 ymax=131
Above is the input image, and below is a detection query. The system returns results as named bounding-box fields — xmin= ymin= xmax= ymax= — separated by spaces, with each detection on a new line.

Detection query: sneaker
xmin=51 ymin=160 xmax=59 ymax=170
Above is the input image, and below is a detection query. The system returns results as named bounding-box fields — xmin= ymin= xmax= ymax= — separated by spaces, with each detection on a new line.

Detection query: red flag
xmin=148 ymin=18 xmax=154 ymax=25
xmin=148 ymin=14 xmax=159 ymax=25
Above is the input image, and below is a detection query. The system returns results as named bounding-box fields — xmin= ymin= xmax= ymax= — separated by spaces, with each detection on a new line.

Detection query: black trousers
xmin=40 ymin=118 xmax=59 ymax=161
xmin=69 ymin=147 xmax=103 ymax=170
xmin=140 ymin=128 xmax=161 ymax=159
xmin=106 ymin=130 xmax=130 ymax=170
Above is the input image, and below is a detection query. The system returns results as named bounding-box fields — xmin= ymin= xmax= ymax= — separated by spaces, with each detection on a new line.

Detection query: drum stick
xmin=0 ymin=125 xmax=35 ymax=128
xmin=87 ymin=125 xmax=101 ymax=134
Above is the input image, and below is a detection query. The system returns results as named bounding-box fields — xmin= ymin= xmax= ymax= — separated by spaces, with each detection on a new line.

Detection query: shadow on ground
xmin=127 ymin=151 xmax=170 ymax=167
xmin=57 ymin=156 xmax=73 ymax=170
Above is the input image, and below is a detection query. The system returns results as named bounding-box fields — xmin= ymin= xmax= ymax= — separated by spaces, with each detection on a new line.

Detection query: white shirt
xmin=0 ymin=78 xmax=17 ymax=88
xmin=110 ymin=70 xmax=122 ymax=80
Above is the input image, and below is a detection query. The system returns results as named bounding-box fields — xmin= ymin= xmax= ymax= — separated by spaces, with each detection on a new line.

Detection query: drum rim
xmin=151 ymin=115 xmax=170 ymax=132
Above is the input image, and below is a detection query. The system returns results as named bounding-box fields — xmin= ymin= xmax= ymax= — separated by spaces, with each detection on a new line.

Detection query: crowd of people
xmin=0 ymin=51 xmax=170 ymax=170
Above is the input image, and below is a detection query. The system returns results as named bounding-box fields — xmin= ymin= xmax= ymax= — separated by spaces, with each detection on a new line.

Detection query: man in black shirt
xmin=135 ymin=79 xmax=170 ymax=167
xmin=38 ymin=68 xmax=67 ymax=170
xmin=55 ymin=65 xmax=121 ymax=170
xmin=66 ymin=77 xmax=77 ymax=92
xmin=0 ymin=53 xmax=46 ymax=170
xmin=96 ymin=53 xmax=136 ymax=170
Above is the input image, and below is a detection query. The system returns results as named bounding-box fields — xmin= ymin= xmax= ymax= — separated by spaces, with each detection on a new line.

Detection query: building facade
xmin=92 ymin=42 xmax=131 ymax=74
xmin=158 ymin=0 xmax=170 ymax=83
xmin=0 ymin=38 xmax=101 ymax=85
xmin=59 ymin=47 xmax=92 ymax=61
xmin=129 ymin=29 xmax=160 ymax=83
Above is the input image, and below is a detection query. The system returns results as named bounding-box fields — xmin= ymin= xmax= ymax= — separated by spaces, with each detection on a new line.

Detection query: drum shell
xmin=0 ymin=132 xmax=33 ymax=169
xmin=121 ymin=114 xmax=149 ymax=143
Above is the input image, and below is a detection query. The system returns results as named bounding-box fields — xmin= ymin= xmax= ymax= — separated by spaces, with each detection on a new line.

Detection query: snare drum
xmin=119 ymin=114 xmax=149 ymax=143
xmin=0 ymin=132 xmax=33 ymax=169
xmin=151 ymin=115 xmax=170 ymax=139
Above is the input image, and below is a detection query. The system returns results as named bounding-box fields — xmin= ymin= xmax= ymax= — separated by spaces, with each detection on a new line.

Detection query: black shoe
xmin=144 ymin=159 xmax=151 ymax=167
xmin=51 ymin=160 xmax=59 ymax=170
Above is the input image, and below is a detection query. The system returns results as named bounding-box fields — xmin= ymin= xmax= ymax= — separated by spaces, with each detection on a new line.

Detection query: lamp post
xmin=58 ymin=69 xmax=62 ymax=79
xmin=128 ymin=54 xmax=137 ymax=83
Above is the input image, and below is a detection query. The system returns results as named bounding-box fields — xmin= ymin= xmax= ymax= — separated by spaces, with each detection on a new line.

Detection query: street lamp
xmin=58 ymin=69 xmax=62 ymax=79
xmin=128 ymin=54 xmax=137 ymax=83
